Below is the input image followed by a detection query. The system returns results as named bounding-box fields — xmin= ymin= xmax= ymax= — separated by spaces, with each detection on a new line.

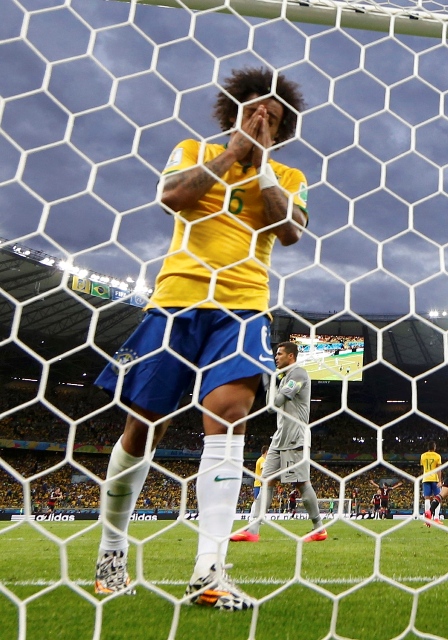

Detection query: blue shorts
xmin=422 ymin=482 xmax=440 ymax=498
xmin=95 ymin=308 xmax=275 ymax=415
xmin=253 ymin=486 xmax=261 ymax=499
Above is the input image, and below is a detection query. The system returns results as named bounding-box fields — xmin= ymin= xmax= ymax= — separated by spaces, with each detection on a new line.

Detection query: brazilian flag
xmin=91 ymin=282 xmax=110 ymax=299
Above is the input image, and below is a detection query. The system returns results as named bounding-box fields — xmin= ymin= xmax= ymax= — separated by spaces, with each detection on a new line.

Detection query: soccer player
xmin=93 ymin=68 xmax=308 ymax=610
xmin=371 ymin=491 xmax=382 ymax=519
xmin=427 ymin=482 xmax=448 ymax=521
xmin=288 ymin=488 xmax=298 ymax=514
xmin=246 ymin=446 xmax=269 ymax=522
xmin=46 ymin=487 xmax=62 ymax=519
xmin=421 ymin=441 xmax=442 ymax=523
xmin=230 ymin=341 xmax=327 ymax=543
xmin=369 ymin=479 xmax=402 ymax=517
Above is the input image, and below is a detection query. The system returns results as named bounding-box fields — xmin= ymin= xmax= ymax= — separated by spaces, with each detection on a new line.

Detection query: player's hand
xmin=227 ymin=127 xmax=255 ymax=163
xmin=251 ymin=106 xmax=274 ymax=168
xmin=227 ymin=104 xmax=272 ymax=165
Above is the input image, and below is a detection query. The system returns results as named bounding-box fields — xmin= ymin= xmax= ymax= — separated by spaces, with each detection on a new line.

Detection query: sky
xmin=2 ymin=0 xmax=448 ymax=316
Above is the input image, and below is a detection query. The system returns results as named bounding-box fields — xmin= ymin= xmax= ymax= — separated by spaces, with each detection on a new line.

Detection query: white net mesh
xmin=2 ymin=0 xmax=448 ymax=638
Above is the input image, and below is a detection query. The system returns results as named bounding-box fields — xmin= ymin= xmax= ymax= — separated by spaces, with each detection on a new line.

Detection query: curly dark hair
xmin=213 ymin=67 xmax=306 ymax=144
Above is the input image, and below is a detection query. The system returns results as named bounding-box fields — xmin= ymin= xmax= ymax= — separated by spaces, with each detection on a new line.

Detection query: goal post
xmin=123 ymin=0 xmax=448 ymax=38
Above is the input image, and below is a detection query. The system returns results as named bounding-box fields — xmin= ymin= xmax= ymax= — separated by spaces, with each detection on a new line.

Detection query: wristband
xmin=259 ymin=164 xmax=278 ymax=190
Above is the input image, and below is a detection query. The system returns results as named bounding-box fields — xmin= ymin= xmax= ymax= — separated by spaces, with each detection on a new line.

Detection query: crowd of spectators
xmin=2 ymin=386 xmax=448 ymax=456
xmin=1 ymin=385 xmax=447 ymax=515
xmin=0 ymin=449 xmax=431 ymax=515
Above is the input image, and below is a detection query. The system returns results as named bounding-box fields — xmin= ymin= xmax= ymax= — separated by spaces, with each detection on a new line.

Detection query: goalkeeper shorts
xmin=95 ymin=307 xmax=275 ymax=414
xmin=263 ymin=447 xmax=310 ymax=484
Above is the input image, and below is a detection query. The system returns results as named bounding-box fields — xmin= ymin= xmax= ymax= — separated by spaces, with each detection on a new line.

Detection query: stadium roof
xmin=1 ymin=241 xmax=446 ymax=387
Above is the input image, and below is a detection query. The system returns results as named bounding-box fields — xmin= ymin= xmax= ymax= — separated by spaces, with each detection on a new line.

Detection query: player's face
xmin=241 ymin=95 xmax=284 ymax=142
xmin=275 ymin=347 xmax=293 ymax=370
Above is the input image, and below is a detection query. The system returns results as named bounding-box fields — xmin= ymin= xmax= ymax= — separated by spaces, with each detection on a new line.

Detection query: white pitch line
xmin=1 ymin=576 xmax=441 ymax=588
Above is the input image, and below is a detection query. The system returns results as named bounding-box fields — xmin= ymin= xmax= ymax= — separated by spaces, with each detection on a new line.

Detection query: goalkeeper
xmin=231 ymin=341 xmax=327 ymax=543
xmin=94 ymin=67 xmax=308 ymax=611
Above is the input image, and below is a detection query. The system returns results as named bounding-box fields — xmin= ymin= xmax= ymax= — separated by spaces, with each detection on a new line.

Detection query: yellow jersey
xmin=148 ymin=140 xmax=308 ymax=312
xmin=420 ymin=450 xmax=441 ymax=483
xmin=254 ymin=454 xmax=267 ymax=488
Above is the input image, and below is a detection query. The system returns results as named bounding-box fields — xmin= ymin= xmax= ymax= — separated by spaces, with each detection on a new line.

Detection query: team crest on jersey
xmin=165 ymin=147 xmax=183 ymax=169
xmin=112 ymin=348 xmax=139 ymax=375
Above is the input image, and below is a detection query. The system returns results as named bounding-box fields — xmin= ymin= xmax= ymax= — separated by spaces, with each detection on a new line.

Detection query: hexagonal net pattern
xmin=2 ymin=0 xmax=448 ymax=638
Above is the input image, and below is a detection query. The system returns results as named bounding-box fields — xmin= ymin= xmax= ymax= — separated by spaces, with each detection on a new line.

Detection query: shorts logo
xmin=112 ymin=348 xmax=139 ymax=375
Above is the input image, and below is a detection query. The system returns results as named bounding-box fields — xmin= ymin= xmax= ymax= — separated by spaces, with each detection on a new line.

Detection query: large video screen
xmin=289 ymin=334 xmax=364 ymax=382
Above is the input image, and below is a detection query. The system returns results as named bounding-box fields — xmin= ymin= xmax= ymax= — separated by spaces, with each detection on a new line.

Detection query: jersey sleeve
xmin=276 ymin=165 xmax=308 ymax=219
xmin=161 ymin=139 xmax=200 ymax=175
xmin=274 ymin=367 xmax=309 ymax=407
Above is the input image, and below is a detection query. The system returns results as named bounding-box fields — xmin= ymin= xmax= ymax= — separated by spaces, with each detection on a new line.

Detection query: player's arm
xmin=160 ymin=111 xmax=267 ymax=211
xmin=252 ymin=110 xmax=307 ymax=247
xmin=369 ymin=479 xmax=379 ymax=488
xmin=273 ymin=369 xmax=307 ymax=408
xmin=160 ymin=147 xmax=239 ymax=211
xmin=260 ymin=182 xmax=307 ymax=247
xmin=391 ymin=482 xmax=402 ymax=490
xmin=273 ymin=380 xmax=303 ymax=408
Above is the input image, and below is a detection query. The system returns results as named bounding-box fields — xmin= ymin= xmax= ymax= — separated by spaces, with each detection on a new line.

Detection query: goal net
xmin=317 ymin=498 xmax=352 ymax=517
xmin=1 ymin=0 xmax=448 ymax=638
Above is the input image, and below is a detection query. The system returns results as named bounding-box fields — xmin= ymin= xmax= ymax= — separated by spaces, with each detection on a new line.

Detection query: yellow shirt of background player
xmin=420 ymin=450 xmax=442 ymax=483
xmin=149 ymin=139 xmax=308 ymax=312
xmin=254 ymin=454 xmax=266 ymax=488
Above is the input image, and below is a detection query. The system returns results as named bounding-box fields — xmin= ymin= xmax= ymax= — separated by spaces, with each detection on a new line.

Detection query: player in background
xmin=93 ymin=68 xmax=308 ymax=611
xmin=246 ymin=446 xmax=269 ymax=523
xmin=371 ymin=491 xmax=382 ymax=519
xmin=230 ymin=341 xmax=326 ymax=543
xmin=46 ymin=487 xmax=62 ymax=519
xmin=288 ymin=488 xmax=298 ymax=515
xmin=427 ymin=480 xmax=448 ymax=521
xmin=369 ymin=479 xmax=402 ymax=517
xmin=421 ymin=441 xmax=442 ymax=524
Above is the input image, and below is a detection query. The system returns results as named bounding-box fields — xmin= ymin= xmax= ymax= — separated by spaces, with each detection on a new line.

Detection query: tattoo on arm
xmin=262 ymin=188 xmax=307 ymax=240
xmin=163 ymin=153 xmax=236 ymax=203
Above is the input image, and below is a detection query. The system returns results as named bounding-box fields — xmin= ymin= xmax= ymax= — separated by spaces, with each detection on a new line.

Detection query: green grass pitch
xmin=1 ymin=518 xmax=447 ymax=640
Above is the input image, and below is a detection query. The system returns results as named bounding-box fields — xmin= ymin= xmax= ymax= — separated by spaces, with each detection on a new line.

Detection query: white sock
xmin=435 ymin=504 xmax=441 ymax=519
xmin=249 ymin=497 xmax=258 ymax=521
xmin=100 ymin=436 xmax=151 ymax=553
xmin=193 ymin=434 xmax=244 ymax=578
xmin=248 ymin=486 xmax=274 ymax=535
xmin=425 ymin=499 xmax=430 ymax=513
xmin=300 ymin=481 xmax=323 ymax=529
